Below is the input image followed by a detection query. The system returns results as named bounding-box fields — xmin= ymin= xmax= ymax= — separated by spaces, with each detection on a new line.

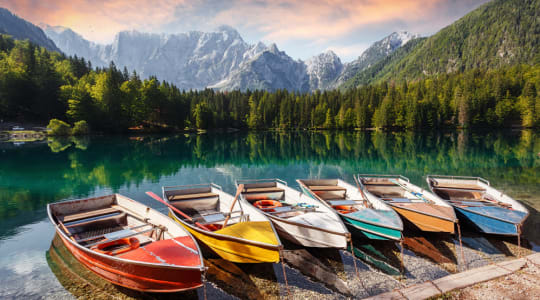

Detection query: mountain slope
xmin=0 ymin=8 xmax=59 ymax=52
xmin=331 ymin=31 xmax=419 ymax=89
xmin=210 ymin=43 xmax=310 ymax=92
xmin=343 ymin=0 xmax=540 ymax=88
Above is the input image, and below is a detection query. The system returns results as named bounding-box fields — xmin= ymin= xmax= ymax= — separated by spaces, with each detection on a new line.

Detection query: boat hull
xmin=56 ymin=229 xmax=203 ymax=292
xmin=268 ymin=216 xmax=348 ymax=248
xmin=391 ymin=206 xmax=455 ymax=234
xmin=169 ymin=212 xmax=280 ymax=263
xmin=300 ymin=185 xmax=401 ymax=241
xmin=343 ymin=216 xmax=402 ymax=241
xmin=454 ymin=207 xmax=520 ymax=235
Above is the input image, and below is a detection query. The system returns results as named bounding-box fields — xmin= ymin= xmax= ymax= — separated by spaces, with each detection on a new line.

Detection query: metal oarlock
xmin=279 ymin=248 xmax=291 ymax=299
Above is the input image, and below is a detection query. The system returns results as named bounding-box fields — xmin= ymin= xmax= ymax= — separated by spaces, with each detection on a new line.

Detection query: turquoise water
xmin=0 ymin=130 xmax=538 ymax=298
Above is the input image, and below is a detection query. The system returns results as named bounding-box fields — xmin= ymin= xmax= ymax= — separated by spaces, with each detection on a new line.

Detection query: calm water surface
xmin=0 ymin=130 xmax=538 ymax=299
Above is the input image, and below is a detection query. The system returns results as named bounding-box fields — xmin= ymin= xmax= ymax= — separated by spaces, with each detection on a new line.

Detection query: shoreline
xmin=366 ymin=252 xmax=540 ymax=300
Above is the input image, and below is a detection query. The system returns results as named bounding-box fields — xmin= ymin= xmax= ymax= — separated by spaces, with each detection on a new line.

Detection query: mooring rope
xmin=517 ymin=224 xmax=522 ymax=258
xmin=399 ymin=238 xmax=404 ymax=276
xmin=279 ymin=248 xmax=291 ymax=299
xmin=202 ymin=270 xmax=208 ymax=300
xmin=349 ymin=237 xmax=360 ymax=279
xmin=456 ymin=222 xmax=466 ymax=271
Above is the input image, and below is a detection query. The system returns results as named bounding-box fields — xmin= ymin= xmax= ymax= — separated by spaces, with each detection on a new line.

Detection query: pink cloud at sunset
xmin=0 ymin=0 xmax=489 ymax=60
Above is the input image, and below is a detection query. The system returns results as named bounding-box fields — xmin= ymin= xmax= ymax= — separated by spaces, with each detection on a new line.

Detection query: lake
xmin=0 ymin=130 xmax=538 ymax=299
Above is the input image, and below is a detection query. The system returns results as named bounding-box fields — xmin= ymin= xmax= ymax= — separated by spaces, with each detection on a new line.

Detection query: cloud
xmin=1 ymin=0 xmax=489 ymax=57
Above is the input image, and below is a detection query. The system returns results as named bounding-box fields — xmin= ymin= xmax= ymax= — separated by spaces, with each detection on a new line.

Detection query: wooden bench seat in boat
xmin=169 ymin=192 xmax=219 ymax=201
xmin=60 ymin=207 xmax=119 ymax=223
xmin=433 ymin=184 xmax=485 ymax=191
xmin=243 ymin=187 xmax=284 ymax=193
xmin=362 ymin=181 xmax=397 ymax=186
xmin=309 ymin=185 xmax=346 ymax=191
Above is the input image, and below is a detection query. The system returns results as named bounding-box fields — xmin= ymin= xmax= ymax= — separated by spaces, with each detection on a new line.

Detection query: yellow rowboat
xmin=356 ymin=174 xmax=457 ymax=234
xmin=158 ymin=183 xmax=282 ymax=263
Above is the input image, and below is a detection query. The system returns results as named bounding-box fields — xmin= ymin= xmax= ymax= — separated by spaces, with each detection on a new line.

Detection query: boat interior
xmin=51 ymin=197 xmax=167 ymax=256
xmin=428 ymin=179 xmax=511 ymax=208
xmin=361 ymin=178 xmax=430 ymax=204
xmin=239 ymin=181 xmax=317 ymax=219
xmin=164 ymin=186 xmax=247 ymax=231
xmin=300 ymin=179 xmax=365 ymax=214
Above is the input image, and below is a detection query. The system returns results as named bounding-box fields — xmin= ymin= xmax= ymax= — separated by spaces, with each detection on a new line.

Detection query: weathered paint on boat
xmin=169 ymin=212 xmax=281 ymax=263
xmin=163 ymin=184 xmax=282 ymax=263
xmin=454 ymin=207 xmax=526 ymax=235
xmin=391 ymin=205 xmax=456 ymax=233
xmin=48 ymin=194 xmax=205 ymax=293
xmin=427 ymin=175 xmax=529 ymax=236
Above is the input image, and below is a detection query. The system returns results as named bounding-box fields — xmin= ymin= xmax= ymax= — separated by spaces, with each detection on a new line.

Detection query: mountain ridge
xmin=0 ymin=8 xmax=59 ymax=52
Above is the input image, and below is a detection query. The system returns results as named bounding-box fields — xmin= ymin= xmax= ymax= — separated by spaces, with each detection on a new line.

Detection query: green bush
xmin=72 ymin=120 xmax=90 ymax=135
xmin=47 ymin=119 xmax=72 ymax=136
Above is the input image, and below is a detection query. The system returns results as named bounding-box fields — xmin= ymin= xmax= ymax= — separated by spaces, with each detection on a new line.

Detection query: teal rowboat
xmin=297 ymin=179 xmax=403 ymax=241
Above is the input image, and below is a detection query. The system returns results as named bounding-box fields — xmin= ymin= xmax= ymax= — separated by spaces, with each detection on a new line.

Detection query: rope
xmin=279 ymin=248 xmax=291 ymax=299
xmin=517 ymin=224 xmax=522 ymax=258
xmin=456 ymin=222 xmax=466 ymax=271
xmin=349 ymin=237 xmax=360 ymax=279
xmin=399 ymin=238 xmax=404 ymax=276
xmin=202 ymin=270 xmax=208 ymax=300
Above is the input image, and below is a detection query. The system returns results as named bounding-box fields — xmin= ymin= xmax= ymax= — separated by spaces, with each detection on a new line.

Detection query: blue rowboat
xmin=296 ymin=179 xmax=403 ymax=241
xmin=427 ymin=175 xmax=529 ymax=236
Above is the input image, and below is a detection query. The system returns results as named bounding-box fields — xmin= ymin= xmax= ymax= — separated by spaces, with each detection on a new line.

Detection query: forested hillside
xmin=343 ymin=0 xmax=539 ymax=88
xmin=0 ymin=34 xmax=538 ymax=131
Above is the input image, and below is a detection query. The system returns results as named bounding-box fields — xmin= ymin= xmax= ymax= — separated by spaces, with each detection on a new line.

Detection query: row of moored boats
xmin=48 ymin=175 xmax=529 ymax=292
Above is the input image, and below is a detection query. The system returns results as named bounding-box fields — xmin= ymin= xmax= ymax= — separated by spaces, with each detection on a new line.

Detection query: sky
xmin=1 ymin=0 xmax=490 ymax=62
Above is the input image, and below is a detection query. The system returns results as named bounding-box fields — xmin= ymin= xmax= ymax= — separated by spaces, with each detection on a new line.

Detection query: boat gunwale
xmin=296 ymin=179 xmax=403 ymax=231
xmin=47 ymin=194 xmax=206 ymax=271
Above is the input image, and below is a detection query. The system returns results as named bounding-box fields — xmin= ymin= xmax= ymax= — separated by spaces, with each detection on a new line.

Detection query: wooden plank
xmin=400 ymin=282 xmax=441 ymax=300
xmin=309 ymin=185 xmax=346 ymax=191
xmin=169 ymin=192 xmax=218 ymax=201
xmin=243 ymin=187 xmax=284 ymax=193
xmin=61 ymin=207 xmax=119 ymax=223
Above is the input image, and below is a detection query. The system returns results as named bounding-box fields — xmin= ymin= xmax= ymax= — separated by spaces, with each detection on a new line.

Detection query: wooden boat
xmin=235 ymin=179 xmax=350 ymax=248
xmin=356 ymin=174 xmax=457 ymax=233
xmin=158 ymin=183 xmax=282 ymax=263
xmin=47 ymin=194 xmax=205 ymax=293
xmin=296 ymin=179 xmax=403 ymax=241
xmin=427 ymin=175 xmax=529 ymax=236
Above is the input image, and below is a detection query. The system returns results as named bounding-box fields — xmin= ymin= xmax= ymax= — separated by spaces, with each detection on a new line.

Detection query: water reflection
xmin=0 ymin=130 xmax=538 ymax=298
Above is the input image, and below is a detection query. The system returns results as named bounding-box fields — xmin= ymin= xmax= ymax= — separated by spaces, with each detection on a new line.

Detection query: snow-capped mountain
xmin=306 ymin=51 xmax=343 ymax=91
xmin=43 ymin=23 xmax=418 ymax=91
xmin=44 ymin=25 xmax=267 ymax=90
xmin=210 ymin=43 xmax=310 ymax=92
xmin=0 ymin=8 xmax=59 ymax=52
xmin=329 ymin=31 xmax=420 ymax=89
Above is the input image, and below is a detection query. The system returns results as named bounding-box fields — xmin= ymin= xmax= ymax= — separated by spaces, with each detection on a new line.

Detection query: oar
xmin=223 ymin=184 xmax=244 ymax=228
xmin=146 ymin=191 xmax=210 ymax=231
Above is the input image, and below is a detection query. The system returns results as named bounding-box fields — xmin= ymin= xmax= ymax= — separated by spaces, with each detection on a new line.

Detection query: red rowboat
xmin=47 ymin=194 xmax=205 ymax=293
